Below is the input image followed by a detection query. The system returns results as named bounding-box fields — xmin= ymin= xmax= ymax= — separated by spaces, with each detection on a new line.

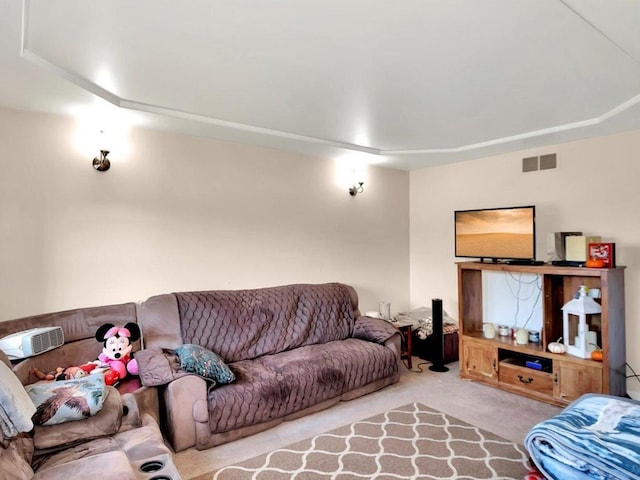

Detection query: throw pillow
xmin=32 ymin=385 xmax=121 ymax=450
xmin=175 ymin=344 xmax=236 ymax=384
xmin=25 ymin=375 xmax=108 ymax=426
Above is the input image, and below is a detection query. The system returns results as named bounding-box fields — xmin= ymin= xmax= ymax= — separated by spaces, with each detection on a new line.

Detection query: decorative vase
xmin=515 ymin=328 xmax=529 ymax=345
xmin=483 ymin=323 xmax=496 ymax=339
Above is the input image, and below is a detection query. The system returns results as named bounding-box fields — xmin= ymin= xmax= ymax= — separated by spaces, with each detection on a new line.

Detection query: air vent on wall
xmin=522 ymin=153 xmax=557 ymax=173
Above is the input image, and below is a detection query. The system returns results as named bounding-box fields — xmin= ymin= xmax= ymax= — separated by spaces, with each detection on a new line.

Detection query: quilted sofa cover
xmin=138 ymin=283 xmax=401 ymax=451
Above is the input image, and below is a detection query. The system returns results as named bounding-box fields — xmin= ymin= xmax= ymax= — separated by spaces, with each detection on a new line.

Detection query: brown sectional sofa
xmin=0 ymin=282 xmax=401 ymax=477
xmin=0 ymin=304 xmax=180 ymax=480
xmin=138 ymin=283 xmax=401 ymax=452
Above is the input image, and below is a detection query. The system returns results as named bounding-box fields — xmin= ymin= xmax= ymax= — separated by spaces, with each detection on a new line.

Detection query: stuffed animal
xmin=31 ymin=363 xmax=97 ymax=381
xmin=31 ymin=366 xmax=64 ymax=381
xmin=56 ymin=365 xmax=88 ymax=380
xmin=95 ymin=322 xmax=140 ymax=381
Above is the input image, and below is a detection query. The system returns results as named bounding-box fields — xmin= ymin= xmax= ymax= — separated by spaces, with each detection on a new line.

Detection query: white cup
xmin=379 ymin=302 xmax=391 ymax=321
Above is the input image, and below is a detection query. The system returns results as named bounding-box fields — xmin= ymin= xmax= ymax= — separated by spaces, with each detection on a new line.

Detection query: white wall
xmin=5 ymin=105 xmax=639 ymax=396
xmin=0 ymin=107 xmax=410 ymax=320
xmin=410 ymin=129 xmax=640 ymax=398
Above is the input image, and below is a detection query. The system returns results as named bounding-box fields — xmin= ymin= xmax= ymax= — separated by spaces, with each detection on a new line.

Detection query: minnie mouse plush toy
xmin=95 ymin=322 xmax=140 ymax=381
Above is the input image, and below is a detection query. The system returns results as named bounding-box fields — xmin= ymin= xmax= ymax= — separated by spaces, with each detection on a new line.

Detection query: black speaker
xmin=428 ymin=298 xmax=449 ymax=372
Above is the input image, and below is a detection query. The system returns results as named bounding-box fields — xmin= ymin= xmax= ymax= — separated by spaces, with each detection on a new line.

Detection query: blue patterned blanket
xmin=525 ymin=394 xmax=640 ymax=480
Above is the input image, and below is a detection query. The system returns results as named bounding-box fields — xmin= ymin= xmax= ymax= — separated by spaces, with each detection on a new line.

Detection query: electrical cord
xmin=625 ymin=362 xmax=640 ymax=384
xmin=407 ymin=360 xmax=433 ymax=373
xmin=505 ymin=272 xmax=542 ymax=330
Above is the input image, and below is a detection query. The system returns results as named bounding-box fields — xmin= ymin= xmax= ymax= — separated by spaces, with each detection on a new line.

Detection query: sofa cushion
xmin=175 ymin=283 xmax=355 ymax=362
xmin=207 ymin=338 xmax=398 ymax=434
xmin=26 ymin=376 xmax=108 ymax=426
xmin=175 ymin=344 xmax=235 ymax=384
xmin=32 ymin=385 xmax=122 ymax=450
xmin=32 ymin=414 xmax=175 ymax=480
xmin=0 ymin=435 xmax=34 ymax=479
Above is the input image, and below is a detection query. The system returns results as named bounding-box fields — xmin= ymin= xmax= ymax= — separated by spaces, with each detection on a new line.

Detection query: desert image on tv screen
xmin=455 ymin=207 xmax=534 ymax=259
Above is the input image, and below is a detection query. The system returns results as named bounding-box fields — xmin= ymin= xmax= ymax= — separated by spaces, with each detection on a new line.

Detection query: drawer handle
xmin=518 ymin=374 xmax=534 ymax=384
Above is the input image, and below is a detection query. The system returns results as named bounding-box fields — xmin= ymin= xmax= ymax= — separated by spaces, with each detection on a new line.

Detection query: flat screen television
xmin=454 ymin=205 xmax=536 ymax=263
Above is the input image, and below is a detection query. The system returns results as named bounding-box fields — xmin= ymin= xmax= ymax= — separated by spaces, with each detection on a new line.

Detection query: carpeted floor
xmin=193 ymin=402 xmax=530 ymax=480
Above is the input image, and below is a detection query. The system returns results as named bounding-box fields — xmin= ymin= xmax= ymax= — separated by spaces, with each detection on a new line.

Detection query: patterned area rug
xmin=194 ymin=402 xmax=530 ymax=479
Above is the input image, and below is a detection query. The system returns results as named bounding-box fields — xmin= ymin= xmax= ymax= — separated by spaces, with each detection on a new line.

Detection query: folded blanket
xmin=525 ymin=394 xmax=640 ymax=480
xmin=135 ymin=348 xmax=190 ymax=387
xmin=0 ymin=404 xmax=18 ymax=437
xmin=0 ymin=360 xmax=36 ymax=436
xmin=394 ymin=306 xmax=458 ymax=339
xmin=353 ymin=316 xmax=400 ymax=344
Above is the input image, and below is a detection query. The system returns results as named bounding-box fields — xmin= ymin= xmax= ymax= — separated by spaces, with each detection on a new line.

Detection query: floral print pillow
xmin=26 ymin=375 xmax=107 ymax=426
xmin=175 ymin=344 xmax=236 ymax=384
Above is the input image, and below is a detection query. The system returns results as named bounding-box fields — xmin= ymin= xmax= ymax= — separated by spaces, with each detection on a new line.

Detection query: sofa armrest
xmin=162 ymin=375 xmax=208 ymax=452
xmin=383 ymin=332 xmax=402 ymax=370
xmin=354 ymin=316 xmax=402 ymax=371
xmin=353 ymin=316 xmax=400 ymax=344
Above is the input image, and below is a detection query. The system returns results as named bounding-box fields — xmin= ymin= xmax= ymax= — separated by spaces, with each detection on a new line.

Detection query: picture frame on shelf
xmin=588 ymin=242 xmax=616 ymax=268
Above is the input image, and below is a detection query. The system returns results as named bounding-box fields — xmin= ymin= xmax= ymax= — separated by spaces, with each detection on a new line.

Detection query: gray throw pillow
xmin=175 ymin=344 xmax=236 ymax=384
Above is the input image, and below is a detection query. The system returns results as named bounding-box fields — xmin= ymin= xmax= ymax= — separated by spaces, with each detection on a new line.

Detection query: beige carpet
xmin=193 ymin=402 xmax=530 ymax=480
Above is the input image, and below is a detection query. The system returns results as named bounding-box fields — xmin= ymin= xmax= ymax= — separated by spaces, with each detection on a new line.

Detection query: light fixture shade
xmin=349 ymin=182 xmax=364 ymax=196
xmin=92 ymin=150 xmax=111 ymax=172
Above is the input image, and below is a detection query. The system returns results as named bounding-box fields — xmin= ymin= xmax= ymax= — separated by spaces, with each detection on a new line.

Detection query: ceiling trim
xmin=559 ymin=0 xmax=640 ymax=68
xmin=20 ymin=0 xmax=640 ymax=158
xmin=21 ymin=48 xmax=381 ymax=155
xmin=385 ymin=92 xmax=640 ymax=154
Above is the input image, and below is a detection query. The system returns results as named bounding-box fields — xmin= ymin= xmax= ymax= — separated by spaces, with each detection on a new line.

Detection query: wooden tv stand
xmin=457 ymin=261 xmax=626 ymax=406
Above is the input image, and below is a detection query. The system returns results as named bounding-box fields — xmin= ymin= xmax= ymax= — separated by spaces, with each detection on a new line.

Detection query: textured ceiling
xmin=2 ymin=0 xmax=640 ymax=170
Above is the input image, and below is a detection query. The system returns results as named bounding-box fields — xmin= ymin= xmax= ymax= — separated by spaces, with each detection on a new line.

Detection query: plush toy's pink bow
xmin=104 ymin=326 xmax=131 ymax=339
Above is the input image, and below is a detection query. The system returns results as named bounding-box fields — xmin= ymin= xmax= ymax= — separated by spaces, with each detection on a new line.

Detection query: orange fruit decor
xmin=591 ymin=349 xmax=603 ymax=362
xmin=586 ymin=259 xmax=606 ymax=268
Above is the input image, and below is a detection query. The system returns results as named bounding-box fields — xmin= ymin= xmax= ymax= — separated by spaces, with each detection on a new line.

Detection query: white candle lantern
xmin=561 ymin=288 xmax=602 ymax=358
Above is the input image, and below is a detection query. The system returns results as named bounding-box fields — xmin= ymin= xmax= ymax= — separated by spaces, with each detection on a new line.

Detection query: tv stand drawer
xmin=499 ymin=360 xmax=553 ymax=396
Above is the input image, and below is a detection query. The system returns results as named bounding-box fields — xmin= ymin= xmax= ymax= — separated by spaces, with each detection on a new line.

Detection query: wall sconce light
xmin=92 ymin=150 xmax=111 ymax=172
xmin=349 ymin=182 xmax=364 ymax=196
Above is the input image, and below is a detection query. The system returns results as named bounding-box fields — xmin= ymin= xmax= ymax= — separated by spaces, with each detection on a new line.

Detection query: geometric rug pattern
xmin=197 ymin=402 xmax=530 ymax=480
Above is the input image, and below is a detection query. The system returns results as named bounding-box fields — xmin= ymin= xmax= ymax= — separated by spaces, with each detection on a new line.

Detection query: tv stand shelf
xmin=457 ymin=261 xmax=626 ymax=406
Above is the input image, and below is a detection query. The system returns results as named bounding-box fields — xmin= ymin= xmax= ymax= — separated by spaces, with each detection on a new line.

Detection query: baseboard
xmin=626 ymin=385 xmax=640 ymax=401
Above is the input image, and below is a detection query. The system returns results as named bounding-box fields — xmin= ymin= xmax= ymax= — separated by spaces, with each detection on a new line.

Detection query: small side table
xmin=116 ymin=376 xmax=142 ymax=394
xmin=391 ymin=321 xmax=413 ymax=369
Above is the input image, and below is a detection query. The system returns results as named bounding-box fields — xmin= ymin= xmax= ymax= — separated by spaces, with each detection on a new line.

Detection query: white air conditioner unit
xmin=0 ymin=327 xmax=64 ymax=360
